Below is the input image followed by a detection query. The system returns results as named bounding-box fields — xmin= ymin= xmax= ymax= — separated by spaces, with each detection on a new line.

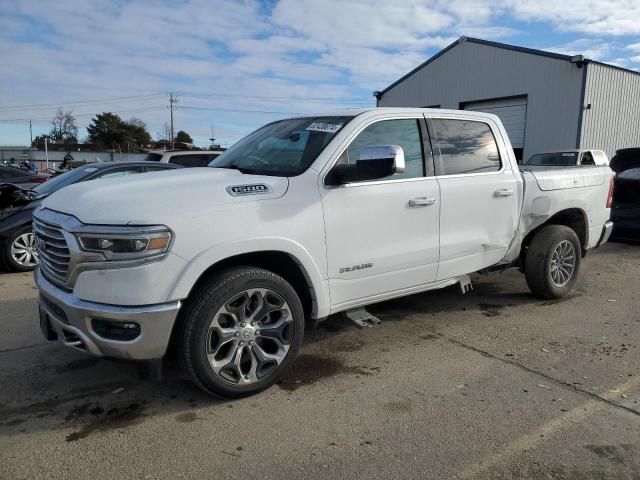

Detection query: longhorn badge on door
xmin=340 ymin=262 xmax=373 ymax=274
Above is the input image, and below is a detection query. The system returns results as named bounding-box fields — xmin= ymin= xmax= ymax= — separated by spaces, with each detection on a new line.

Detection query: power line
xmin=0 ymin=93 xmax=166 ymax=113
xmin=0 ymin=106 xmax=168 ymax=123
xmin=178 ymin=91 xmax=371 ymax=104
xmin=0 ymin=91 xmax=370 ymax=112
xmin=179 ymin=105 xmax=302 ymax=115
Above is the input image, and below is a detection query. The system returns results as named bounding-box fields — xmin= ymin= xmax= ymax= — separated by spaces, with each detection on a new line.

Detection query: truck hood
xmin=41 ymin=167 xmax=289 ymax=224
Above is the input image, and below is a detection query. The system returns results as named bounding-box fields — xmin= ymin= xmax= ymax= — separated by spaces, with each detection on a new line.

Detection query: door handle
xmin=493 ymin=188 xmax=514 ymax=197
xmin=409 ymin=197 xmax=436 ymax=207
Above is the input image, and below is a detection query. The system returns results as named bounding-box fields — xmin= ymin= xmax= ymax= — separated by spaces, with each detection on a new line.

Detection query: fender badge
xmin=226 ymin=184 xmax=271 ymax=196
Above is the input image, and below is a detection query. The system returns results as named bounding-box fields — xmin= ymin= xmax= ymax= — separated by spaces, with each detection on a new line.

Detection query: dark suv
xmin=610 ymin=148 xmax=640 ymax=241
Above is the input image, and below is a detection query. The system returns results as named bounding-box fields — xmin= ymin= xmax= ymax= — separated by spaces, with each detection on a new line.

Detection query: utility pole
xmin=209 ymin=123 xmax=215 ymax=148
xmin=43 ymin=135 xmax=49 ymax=171
xmin=169 ymin=92 xmax=178 ymax=149
xmin=29 ymin=120 xmax=33 ymax=146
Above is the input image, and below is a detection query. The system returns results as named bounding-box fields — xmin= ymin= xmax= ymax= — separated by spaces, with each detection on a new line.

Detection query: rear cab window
xmin=428 ymin=119 xmax=501 ymax=176
xmin=144 ymin=153 xmax=163 ymax=162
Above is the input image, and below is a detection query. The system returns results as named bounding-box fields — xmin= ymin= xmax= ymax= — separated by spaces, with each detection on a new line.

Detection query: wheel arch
xmin=169 ymin=239 xmax=329 ymax=320
xmin=521 ymin=207 xmax=589 ymax=263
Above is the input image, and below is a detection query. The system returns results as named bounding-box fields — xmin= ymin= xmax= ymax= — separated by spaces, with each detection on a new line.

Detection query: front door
xmin=321 ymin=117 xmax=440 ymax=312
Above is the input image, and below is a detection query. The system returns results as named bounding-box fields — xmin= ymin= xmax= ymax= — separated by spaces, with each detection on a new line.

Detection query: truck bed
xmin=519 ymin=165 xmax=607 ymax=191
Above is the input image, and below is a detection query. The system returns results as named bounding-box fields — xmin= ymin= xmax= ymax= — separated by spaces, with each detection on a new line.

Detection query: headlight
xmin=75 ymin=227 xmax=172 ymax=261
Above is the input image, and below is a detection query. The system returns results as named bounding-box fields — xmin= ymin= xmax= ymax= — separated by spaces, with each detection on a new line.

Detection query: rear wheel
xmin=180 ymin=267 xmax=304 ymax=398
xmin=1 ymin=228 xmax=39 ymax=272
xmin=525 ymin=225 xmax=581 ymax=299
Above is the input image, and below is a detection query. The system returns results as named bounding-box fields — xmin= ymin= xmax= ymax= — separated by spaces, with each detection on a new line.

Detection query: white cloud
xmin=546 ymin=38 xmax=613 ymax=61
xmin=506 ymin=0 xmax=640 ymax=36
xmin=1 ymin=0 xmax=639 ymax=146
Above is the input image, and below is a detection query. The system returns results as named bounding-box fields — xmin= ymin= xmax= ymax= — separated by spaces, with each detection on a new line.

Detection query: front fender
xmin=168 ymin=236 xmax=330 ymax=319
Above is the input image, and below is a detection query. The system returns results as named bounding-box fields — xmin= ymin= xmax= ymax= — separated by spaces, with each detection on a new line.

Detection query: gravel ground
xmin=1 ymin=241 xmax=639 ymax=479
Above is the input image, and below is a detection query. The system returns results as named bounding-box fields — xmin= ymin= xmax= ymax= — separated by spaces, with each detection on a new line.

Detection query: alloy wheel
xmin=550 ymin=239 xmax=576 ymax=287
xmin=10 ymin=232 xmax=39 ymax=268
xmin=206 ymin=288 xmax=293 ymax=385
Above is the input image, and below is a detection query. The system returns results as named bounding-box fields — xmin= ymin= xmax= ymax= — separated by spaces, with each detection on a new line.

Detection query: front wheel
xmin=1 ymin=228 xmax=39 ymax=272
xmin=525 ymin=225 xmax=581 ymax=299
xmin=180 ymin=267 xmax=305 ymax=398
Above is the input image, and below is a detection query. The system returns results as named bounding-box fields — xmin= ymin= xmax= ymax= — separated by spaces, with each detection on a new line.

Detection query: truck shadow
xmin=0 ymin=271 xmax=553 ymax=441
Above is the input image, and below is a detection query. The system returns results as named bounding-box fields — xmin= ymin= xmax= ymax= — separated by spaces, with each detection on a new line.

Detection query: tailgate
xmin=526 ymin=167 xmax=606 ymax=191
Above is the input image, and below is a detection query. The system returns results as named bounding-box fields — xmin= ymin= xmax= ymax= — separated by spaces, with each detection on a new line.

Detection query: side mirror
xmin=326 ymin=145 xmax=405 ymax=185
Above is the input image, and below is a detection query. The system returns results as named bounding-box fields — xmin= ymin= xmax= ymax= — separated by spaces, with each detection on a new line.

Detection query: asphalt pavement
xmin=1 ymin=242 xmax=639 ymax=479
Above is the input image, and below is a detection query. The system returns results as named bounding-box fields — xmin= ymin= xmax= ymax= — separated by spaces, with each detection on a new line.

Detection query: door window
xmin=170 ymin=154 xmax=210 ymax=167
xmin=96 ymin=167 xmax=142 ymax=179
xmin=430 ymin=119 xmax=501 ymax=176
xmin=143 ymin=165 xmax=177 ymax=172
xmin=336 ymin=119 xmax=425 ymax=180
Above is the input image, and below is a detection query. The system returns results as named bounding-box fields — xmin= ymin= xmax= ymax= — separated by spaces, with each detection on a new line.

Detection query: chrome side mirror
xmin=359 ymin=145 xmax=405 ymax=174
xmin=325 ymin=144 xmax=406 ymax=185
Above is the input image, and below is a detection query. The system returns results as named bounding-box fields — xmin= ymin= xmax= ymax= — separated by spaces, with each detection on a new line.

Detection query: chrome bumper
xmin=596 ymin=220 xmax=614 ymax=247
xmin=35 ymin=268 xmax=181 ymax=360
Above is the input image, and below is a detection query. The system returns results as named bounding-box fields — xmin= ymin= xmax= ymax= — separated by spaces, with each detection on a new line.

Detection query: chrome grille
xmin=33 ymin=218 xmax=70 ymax=281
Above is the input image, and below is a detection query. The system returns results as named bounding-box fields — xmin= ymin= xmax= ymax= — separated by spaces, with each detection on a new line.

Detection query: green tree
xmin=175 ymin=130 xmax=193 ymax=143
xmin=86 ymin=113 xmax=151 ymax=151
xmin=123 ymin=117 xmax=152 ymax=150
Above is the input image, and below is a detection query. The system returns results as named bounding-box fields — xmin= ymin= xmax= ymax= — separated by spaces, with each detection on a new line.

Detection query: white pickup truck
xmin=34 ymin=108 xmax=614 ymax=397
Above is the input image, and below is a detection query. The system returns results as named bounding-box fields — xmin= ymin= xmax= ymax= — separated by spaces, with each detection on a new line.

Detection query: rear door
xmin=427 ymin=116 xmax=519 ymax=280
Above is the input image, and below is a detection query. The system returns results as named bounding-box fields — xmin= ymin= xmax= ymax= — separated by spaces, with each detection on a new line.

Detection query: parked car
xmin=34 ymin=108 xmax=614 ymax=398
xmin=524 ymin=149 xmax=609 ymax=167
xmin=610 ymin=148 xmax=640 ymax=240
xmin=0 ymin=161 xmax=180 ymax=272
xmin=0 ymin=165 xmax=49 ymax=189
xmin=144 ymin=149 xmax=225 ymax=167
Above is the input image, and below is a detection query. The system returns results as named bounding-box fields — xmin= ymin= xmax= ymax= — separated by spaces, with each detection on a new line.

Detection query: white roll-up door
xmin=463 ymin=97 xmax=527 ymax=148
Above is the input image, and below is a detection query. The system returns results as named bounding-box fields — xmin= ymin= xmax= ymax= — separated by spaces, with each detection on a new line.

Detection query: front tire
xmin=180 ymin=267 xmax=305 ymax=398
xmin=1 ymin=228 xmax=39 ymax=272
xmin=525 ymin=225 xmax=581 ymax=299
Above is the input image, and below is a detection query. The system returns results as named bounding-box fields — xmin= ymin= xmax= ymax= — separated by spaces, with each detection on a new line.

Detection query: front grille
xmin=33 ymin=218 xmax=71 ymax=282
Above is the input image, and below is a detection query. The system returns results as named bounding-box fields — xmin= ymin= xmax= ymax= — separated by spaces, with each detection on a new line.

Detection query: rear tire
xmin=525 ymin=225 xmax=581 ymax=299
xmin=180 ymin=267 xmax=305 ymax=398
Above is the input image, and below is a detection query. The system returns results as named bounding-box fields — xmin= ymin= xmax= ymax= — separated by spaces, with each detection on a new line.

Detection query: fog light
xmin=91 ymin=318 xmax=141 ymax=341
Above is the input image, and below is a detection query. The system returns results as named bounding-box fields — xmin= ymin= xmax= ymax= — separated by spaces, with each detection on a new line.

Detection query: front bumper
xmin=596 ymin=220 xmax=614 ymax=247
xmin=35 ymin=268 xmax=181 ymax=360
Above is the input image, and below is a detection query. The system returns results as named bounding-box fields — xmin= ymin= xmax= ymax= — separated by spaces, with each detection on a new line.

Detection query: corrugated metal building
xmin=375 ymin=37 xmax=640 ymax=161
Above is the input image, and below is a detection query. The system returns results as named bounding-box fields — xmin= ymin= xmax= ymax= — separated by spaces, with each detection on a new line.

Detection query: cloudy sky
xmin=1 ymin=0 xmax=639 ymax=148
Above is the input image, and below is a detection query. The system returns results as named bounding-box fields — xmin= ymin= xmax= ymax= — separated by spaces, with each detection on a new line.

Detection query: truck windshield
xmin=210 ymin=116 xmax=352 ymax=176
xmin=525 ymin=152 xmax=578 ymax=166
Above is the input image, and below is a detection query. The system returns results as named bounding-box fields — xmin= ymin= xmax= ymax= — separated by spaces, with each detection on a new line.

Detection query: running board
xmin=344 ymin=307 xmax=381 ymax=328
xmin=458 ymin=274 xmax=473 ymax=294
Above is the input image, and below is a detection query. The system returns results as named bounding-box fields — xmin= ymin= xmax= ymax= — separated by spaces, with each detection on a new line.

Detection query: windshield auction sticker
xmin=306 ymin=122 xmax=343 ymax=134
